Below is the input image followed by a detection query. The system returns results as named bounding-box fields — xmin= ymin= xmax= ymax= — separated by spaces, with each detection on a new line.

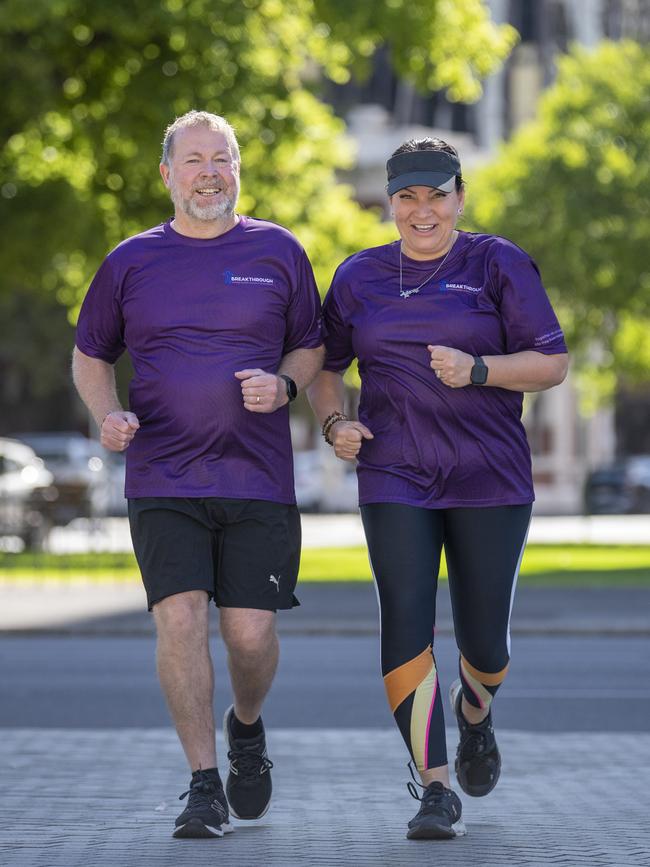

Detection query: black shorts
xmin=128 ymin=497 xmax=301 ymax=612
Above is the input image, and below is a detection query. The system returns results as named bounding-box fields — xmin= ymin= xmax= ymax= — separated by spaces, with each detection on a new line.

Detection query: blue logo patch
xmin=222 ymin=270 xmax=274 ymax=285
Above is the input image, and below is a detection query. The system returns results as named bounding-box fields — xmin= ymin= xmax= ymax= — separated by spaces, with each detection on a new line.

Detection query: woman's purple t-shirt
xmin=76 ymin=217 xmax=323 ymax=503
xmin=322 ymin=231 xmax=567 ymax=509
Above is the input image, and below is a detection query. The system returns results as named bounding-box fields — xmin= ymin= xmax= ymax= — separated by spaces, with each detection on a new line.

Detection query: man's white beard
xmin=169 ymin=178 xmax=238 ymax=222
xmin=183 ymin=193 xmax=236 ymax=221
xmin=183 ymin=195 xmax=235 ymax=222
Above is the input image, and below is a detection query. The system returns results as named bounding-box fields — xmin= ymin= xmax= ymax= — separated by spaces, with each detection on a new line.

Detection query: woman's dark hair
xmin=391 ymin=137 xmax=464 ymax=191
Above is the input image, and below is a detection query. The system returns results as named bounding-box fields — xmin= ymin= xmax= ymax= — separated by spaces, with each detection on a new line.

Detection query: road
xmin=1 ymin=633 xmax=648 ymax=732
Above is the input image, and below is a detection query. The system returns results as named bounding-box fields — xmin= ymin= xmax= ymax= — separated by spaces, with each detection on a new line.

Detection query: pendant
xmin=399 ymin=287 xmax=420 ymax=299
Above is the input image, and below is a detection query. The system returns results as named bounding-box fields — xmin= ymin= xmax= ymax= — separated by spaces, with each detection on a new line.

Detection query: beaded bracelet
xmin=322 ymin=410 xmax=349 ymax=445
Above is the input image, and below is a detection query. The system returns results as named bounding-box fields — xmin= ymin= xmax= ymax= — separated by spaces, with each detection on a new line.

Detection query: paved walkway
xmin=3 ymin=517 xmax=649 ymax=865
xmin=1 ymin=581 xmax=649 ymax=635
xmin=1 ymin=728 xmax=649 ymax=867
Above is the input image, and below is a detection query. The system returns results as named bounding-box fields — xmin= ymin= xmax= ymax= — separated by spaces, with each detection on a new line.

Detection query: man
xmin=72 ymin=110 xmax=324 ymax=839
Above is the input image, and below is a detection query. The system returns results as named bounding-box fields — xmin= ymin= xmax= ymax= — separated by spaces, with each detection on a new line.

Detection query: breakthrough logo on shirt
xmin=439 ymin=281 xmax=482 ymax=294
xmin=224 ymin=270 xmax=274 ymax=285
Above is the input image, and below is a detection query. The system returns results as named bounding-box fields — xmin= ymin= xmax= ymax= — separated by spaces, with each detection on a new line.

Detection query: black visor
xmin=386 ymin=150 xmax=461 ymax=195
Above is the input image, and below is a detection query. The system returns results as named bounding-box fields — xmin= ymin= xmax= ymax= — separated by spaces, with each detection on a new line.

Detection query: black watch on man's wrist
xmin=470 ymin=356 xmax=488 ymax=386
xmin=279 ymin=374 xmax=298 ymax=402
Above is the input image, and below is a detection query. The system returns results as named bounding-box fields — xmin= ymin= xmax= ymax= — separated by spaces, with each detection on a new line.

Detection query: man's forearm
xmin=71 ymin=347 xmax=123 ymax=427
xmin=306 ymin=370 xmax=346 ymax=425
xmin=278 ymin=345 xmax=325 ymax=393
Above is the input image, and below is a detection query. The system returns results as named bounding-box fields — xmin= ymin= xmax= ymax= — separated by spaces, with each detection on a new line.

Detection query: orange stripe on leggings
xmin=383 ymin=646 xmax=433 ymax=713
xmin=461 ymin=655 xmax=509 ymax=687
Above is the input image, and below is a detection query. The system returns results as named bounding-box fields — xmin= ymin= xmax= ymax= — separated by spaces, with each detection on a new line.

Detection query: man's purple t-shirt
xmin=322 ymin=231 xmax=567 ymax=509
xmin=76 ymin=217 xmax=323 ymax=503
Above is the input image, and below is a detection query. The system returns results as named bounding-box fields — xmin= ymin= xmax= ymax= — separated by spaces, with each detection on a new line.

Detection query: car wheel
xmin=22 ymin=521 xmax=50 ymax=552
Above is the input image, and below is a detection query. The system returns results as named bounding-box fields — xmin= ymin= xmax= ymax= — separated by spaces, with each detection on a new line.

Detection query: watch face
xmin=471 ymin=359 xmax=488 ymax=385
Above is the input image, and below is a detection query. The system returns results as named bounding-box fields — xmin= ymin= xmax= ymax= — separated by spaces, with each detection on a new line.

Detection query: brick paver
xmin=2 ymin=728 xmax=649 ymax=867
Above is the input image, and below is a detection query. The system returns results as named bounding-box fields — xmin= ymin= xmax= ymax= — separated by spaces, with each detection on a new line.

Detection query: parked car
xmin=13 ymin=432 xmax=113 ymax=524
xmin=584 ymin=455 xmax=650 ymax=514
xmin=294 ymin=449 xmax=325 ymax=512
xmin=0 ymin=438 xmax=54 ymax=550
xmin=103 ymin=450 xmax=127 ymax=516
xmin=294 ymin=448 xmax=359 ymax=513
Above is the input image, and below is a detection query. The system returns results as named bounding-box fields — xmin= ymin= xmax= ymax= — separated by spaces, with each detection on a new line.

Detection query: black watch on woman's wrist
xmin=279 ymin=374 xmax=298 ymax=402
xmin=470 ymin=356 xmax=488 ymax=385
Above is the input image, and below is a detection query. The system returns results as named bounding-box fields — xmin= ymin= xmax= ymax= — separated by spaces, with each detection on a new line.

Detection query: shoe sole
xmin=449 ymin=679 xmax=501 ymax=798
xmin=222 ymin=705 xmax=272 ymax=821
xmin=407 ymin=819 xmax=467 ymax=840
xmin=173 ymin=818 xmax=234 ymax=839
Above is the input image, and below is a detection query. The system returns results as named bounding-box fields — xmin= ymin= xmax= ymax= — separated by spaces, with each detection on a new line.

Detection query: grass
xmin=299 ymin=545 xmax=650 ymax=586
xmin=0 ymin=545 xmax=649 ymax=586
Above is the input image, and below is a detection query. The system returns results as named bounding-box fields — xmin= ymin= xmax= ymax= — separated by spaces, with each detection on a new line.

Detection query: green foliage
xmin=465 ymin=41 xmax=650 ymax=400
xmin=314 ymin=0 xmax=518 ymax=100
xmin=0 ymin=0 xmax=514 ymax=310
xmin=0 ymin=1 xmax=514 ymax=427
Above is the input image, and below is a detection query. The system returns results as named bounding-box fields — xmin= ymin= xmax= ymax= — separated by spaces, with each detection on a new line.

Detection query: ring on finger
xmin=256 ymin=395 xmax=260 ymax=404
xmin=435 ymin=369 xmax=442 ymax=378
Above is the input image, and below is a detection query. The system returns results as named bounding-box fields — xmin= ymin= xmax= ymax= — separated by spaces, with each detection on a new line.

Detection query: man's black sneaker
xmin=223 ymin=705 xmax=273 ymax=820
xmin=173 ymin=769 xmax=233 ymax=839
xmin=406 ymin=778 xmax=465 ymax=840
xmin=450 ymin=678 xmax=501 ymax=797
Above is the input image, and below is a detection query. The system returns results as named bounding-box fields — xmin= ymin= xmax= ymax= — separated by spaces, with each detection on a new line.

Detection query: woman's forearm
xmin=482 ymin=351 xmax=569 ymax=392
xmin=428 ymin=345 xmax=569 ymax=392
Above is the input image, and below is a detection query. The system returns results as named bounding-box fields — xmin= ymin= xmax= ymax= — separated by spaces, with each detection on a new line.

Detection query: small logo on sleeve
xmin=534 ymin=328 xmax=564 ymax=347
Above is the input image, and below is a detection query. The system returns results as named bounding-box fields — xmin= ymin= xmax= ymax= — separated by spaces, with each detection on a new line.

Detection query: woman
xmin=307 ymin=138 xmax=568 ymax=840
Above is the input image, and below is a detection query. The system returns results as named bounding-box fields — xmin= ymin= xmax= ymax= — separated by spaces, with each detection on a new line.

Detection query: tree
xmin=0 ymin=0 xmax=516 ymax=430
xmin=314 ymin=0 xmax=518 ymax=102
xmin=465 ymin=40 xmax=650 ymax=404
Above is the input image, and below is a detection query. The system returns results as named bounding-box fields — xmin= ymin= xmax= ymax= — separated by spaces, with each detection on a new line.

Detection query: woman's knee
xmin=458 ymin=635 xmax=510 ymax=679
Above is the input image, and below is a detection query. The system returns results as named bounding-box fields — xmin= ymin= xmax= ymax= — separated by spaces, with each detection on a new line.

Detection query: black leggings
xmin=360 ymin=502 xmax=532 ymax=771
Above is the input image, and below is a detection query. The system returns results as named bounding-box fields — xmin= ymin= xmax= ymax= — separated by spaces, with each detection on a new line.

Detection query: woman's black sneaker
xmin=406 ymin=777 xmax=465 ymax=840
xmin=450 ymin=678 xmax=501 ymax=797
xmin=173 ymin=769 xmax=233 ymax=839
xmin=223 ymin=705 xmax=273 ymax=820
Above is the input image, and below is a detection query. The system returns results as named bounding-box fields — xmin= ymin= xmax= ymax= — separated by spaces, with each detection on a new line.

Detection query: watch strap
xmin=278 ymin=374 xmax=298 ymax=402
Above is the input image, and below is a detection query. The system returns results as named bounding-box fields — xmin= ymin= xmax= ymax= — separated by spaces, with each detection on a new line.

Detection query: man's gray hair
xmin=161 ymin=110 xmax=240 ymax=166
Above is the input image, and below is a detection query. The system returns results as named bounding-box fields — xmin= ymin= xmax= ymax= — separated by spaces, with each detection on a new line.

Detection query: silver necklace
xmin=399 ymin=239 xmax=454 ymax=299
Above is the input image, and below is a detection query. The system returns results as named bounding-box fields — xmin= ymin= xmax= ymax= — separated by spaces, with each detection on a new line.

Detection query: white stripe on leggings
xmin=506 ymin=515 xmax=532 ymax=656
xmin=367 ymin=548 xmax=383 ymax=671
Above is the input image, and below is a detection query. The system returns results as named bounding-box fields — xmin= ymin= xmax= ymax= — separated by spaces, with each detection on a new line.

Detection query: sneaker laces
xmin=460 ymin=714 xmax=494 ymax=758
xmin=179 ymin=772 xmax=224 ymax=810
xmin=406 ymin=762 xmax=461 ymax=824
xmin=227 ymin=745 xmax=274 ymax=781
xmin=406 ymin=761 xmax=446 ymax=805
